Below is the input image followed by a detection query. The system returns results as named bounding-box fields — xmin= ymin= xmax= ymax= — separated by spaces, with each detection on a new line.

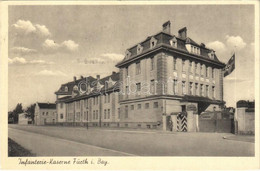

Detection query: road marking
xmin=9 ymin=128 xmax=137 ymax=156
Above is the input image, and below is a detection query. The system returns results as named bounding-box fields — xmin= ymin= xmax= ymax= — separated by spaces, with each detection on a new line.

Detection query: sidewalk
xmin=66 ymin=125 xmax=176 ymax=134
xmin=224 ymin=135 xmax=255 ymax=143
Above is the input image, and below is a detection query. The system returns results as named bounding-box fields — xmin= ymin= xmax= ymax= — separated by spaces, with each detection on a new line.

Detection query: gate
xmin=177 ymin=113 xmax=187 ymax=132
xmin=199 ymin=112 xmax=233 ymax=133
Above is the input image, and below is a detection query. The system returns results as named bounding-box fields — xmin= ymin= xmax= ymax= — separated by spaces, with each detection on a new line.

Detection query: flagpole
xmin=234 ymin=46 xmax=237 ymax=109
xmin=233 ymin=47 xmax=237 ymax=134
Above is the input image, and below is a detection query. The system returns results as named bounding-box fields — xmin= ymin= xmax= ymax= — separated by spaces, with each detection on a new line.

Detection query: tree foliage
xmin=12 ymin=103 xmax=24 ymax=123
xmin=25 ymin=104 xmax=36 ymax=124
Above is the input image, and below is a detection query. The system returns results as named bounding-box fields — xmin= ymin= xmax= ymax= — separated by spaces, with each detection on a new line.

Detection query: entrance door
xmin=181 ymin=105 xmax=186 ymax=112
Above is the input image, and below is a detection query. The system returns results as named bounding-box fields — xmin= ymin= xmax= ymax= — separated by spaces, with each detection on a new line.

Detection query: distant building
xmin=235 ymin=100 xmax=255 ymax=135
xmin=18 ymin=113 xmax=31 ymax=125
xmin=55 ymin=72 xmax=120 ymax=127
xmin=34 ymin=102 xmax=57 ymax=125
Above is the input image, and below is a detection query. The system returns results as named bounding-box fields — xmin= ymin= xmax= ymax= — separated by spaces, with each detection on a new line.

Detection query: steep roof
xmin=55 ymin=76 xmax=96 ymax=95
xmin=58 ymin=72 xmax=120 ymax=103
xmin=37 ymin=103 xmax=56 ymax=109
xmin=116 ymin=30 xmax=225 ymax=68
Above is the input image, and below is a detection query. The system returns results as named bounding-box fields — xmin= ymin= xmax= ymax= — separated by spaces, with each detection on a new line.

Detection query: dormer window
xmin=170 ymin=37 xmax=177 ymax=48
xmin=105 ymin=81 xmax=109 ymax=89
xmin=137 ymin=44 xmax=143 ymax=54
xmin=73 ymin=85 xmax=78 ymax=91
xmin=150 ymin=37 xmax=157 ymax=49
xmin=190 ymin=45 xmax=200 ymax=55
xmin=125 ymin=50 xmax=131 ymax=59
xmin=208 ymin=51 xmax=215 ymax=59
xmin=65 ymin=86 xmax=68 ymax=92
xmin=197 ymin=47 xmax=200 ymax=55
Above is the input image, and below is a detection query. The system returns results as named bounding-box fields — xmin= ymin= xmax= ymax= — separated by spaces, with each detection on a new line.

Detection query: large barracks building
xmin=55 ymin=21 xmax=226 ymax=131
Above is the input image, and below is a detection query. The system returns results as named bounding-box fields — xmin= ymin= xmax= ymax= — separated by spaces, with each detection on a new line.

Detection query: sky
xmin=8 ymin=5 xmax=255 ymax=110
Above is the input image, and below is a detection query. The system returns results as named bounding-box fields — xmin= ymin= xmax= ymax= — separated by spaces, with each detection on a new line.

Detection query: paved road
xmin=8 ymin=125 xmax=254 ymax=156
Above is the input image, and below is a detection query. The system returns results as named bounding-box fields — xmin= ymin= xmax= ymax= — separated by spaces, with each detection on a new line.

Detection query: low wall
xmin=236 ymin=108 xmax=255 ymax=135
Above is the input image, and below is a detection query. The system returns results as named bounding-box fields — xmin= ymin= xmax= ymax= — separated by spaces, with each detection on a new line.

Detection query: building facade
xmin=116 ymin=21 xmax=225 ymax=131
xmin=54 ymin=21 xmax=225 ymax=131
xmin=18 ymin=113 xmax=31 ymax=125
xmin=34 ymin=102 xmax=57 ymax=125
xmin=55 ymin=72 xmax=120 ymax=127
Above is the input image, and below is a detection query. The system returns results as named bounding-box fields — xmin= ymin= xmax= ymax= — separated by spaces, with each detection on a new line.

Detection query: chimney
xmin=73 ymin=76 xmax=77 ymax=82
xmin=162 ymin=21 xmax=171 ymax=34
xmin=200 ymin=43 xmax=205 ymax=48
xmin=112 ymin=71 xmax=116 ymax=75
xmin=96 ymin=75 xmax=100 ymax=80
xmin=80 ymin=75 xmax=84 ymax=79
xmin=178 ymin=27 xmax=187 ymax=39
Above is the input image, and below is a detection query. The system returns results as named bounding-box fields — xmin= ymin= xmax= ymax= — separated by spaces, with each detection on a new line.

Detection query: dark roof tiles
xmin=37 ymin=103 xmax=56 ymax=109
xmin=118 ymin=31 xmax=224 ymax=67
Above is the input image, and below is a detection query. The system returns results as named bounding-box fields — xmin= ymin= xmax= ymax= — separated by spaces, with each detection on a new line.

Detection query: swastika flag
xmin=224 ymin=53 xmax=235 ymax=77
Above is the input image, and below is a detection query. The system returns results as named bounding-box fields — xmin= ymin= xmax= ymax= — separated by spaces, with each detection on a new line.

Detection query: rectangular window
xmin=125 ymin=106 xmax=128 ymax=118
xmin=212 ymin=68 xmax=215 ymax=78
xmin=182 ymin=60 xmax=185 ymax=72
xmin=200 ymin=65 xmax=204 ymax=76
xmin=46 ymin=112 xmax=48 ymax=115
xmin=93 ymin=98 xmax=95 ymax=105
xmin=189 ymin=61 xmax=192 ymax=73
xmin=200 ymin=84 xmax=204 ymax=96
xmin=189 ymin=82 xmax=193 ymax=95
xmin=136 ymin=83 xmax=141 ymax=91
xmin=206 ymin=66 xmax=209 ymax=77
xmin=84 ymin=99 xmax=88 ymax=108
xmin=145 ymin=103 xmax=149 ymax=109
xmin=153 ymin=102 xmax=159 ymax=108
xmin=42 ymin=112 xmax=45 ymax=115
xmin=108 ymin=109 xmax=110 ymax=119
xmin=136 ymin=62 xmax=141 ymax=75
xmin=96 ymin=110 xmax=98 ymax=119
xmin=182 ymin=81 xmax=186 ymax=95
xmin=108 ymin=94 xmax=110 ymax=103
xmin=151 ymin=57 xmax=154 ymax=70
xmin=195 ymin=83 xmax=199 ymax=96
xmin=125 ymin=86 xmax=129 ymax=98
xmin=118 ymin=108 xmax=120 ymax=119
xmin=212 ymin=86 xmax=215 ymax=98
xmin=93 ymin=110 xmax=95 ymax=120
xmin=86 ymin=111 xmax=88 ymax=121
xmin=96 ymin=97 xmax=98 ymax=105
xmin=131 ymin=105 xmax=134 ymax=110
xmin=150 ymin=80 xmax=155 ymax=95
xmin=206 ymin=85 xmax=209 ymax=97
xmin=126 ymin=67 xmax=128 ymax=76
xmin=173 ymin=58 xmax=177 ymax=70
xmin=60 ymin=113 xmax=63 ymax=119
xmin=173 ymin=79 xmax=178 ymax=94
xmin=104 ymin=109 xmax=107 ymax=119
xmin=138 ymin=104 xmax=141 ymax=109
